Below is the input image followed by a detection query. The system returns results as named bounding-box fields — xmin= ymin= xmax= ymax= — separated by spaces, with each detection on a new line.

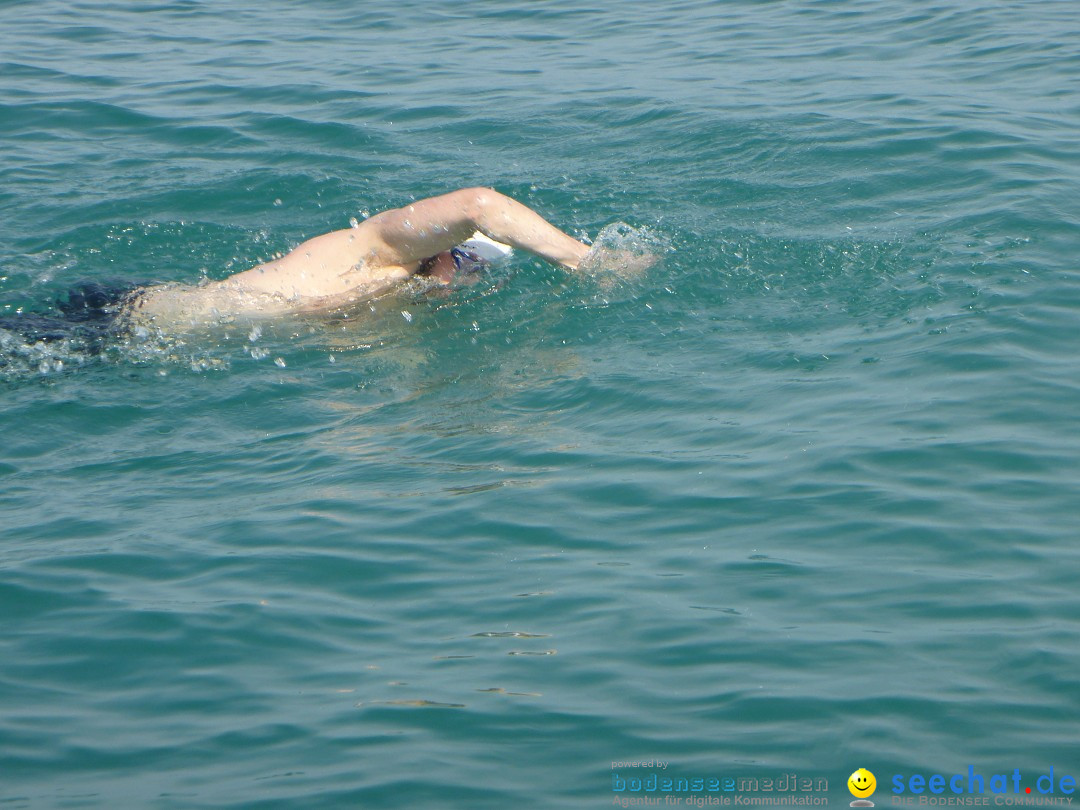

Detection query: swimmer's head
xmin=417 ymin=247 xmax=487 ymax=285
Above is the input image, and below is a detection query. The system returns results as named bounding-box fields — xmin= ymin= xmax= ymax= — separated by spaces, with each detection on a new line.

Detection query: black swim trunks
xmin=0 ymin=280 xmax=143 ymax=352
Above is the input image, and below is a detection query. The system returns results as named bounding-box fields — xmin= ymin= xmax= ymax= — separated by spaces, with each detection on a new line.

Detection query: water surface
xmin=2 ymin=1 xmax=1080 ymax=808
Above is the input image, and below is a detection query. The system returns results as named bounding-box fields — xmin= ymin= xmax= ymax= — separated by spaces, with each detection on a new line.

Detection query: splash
xmin=0 ymin=328 xmax=91 ymax=379
xmin=578 ymin=222 xmax=671 ymax=290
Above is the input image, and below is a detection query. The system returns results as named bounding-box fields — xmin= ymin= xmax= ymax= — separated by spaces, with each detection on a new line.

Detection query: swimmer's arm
xmin=365 ymin=187 xmax=591 ymax=270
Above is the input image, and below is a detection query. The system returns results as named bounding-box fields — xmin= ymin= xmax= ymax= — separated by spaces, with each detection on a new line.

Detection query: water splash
xmin=579 ymin=222 xmax=671 ymax=289
xmin=0 ymin=328 xmax=90 ymax=379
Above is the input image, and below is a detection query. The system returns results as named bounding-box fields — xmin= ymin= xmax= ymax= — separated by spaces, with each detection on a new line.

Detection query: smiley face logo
xmin=848 ymin=768 xmax=877 ymax=798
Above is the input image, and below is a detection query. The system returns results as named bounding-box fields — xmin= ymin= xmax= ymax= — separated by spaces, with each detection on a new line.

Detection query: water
xmin=2 ymin=1 xmax=1079 ymax=807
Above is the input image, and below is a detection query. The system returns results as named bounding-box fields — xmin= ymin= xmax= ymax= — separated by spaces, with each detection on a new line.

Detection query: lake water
xmin=2 ymin=1 xmax=1079 ymax=808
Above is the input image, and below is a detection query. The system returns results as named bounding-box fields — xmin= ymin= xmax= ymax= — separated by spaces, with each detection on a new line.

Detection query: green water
xmin=2 ymin=1 xmax=1079 ymax=808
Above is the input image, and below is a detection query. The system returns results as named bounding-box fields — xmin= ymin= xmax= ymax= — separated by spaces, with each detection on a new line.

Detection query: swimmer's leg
xmin=0 ymin=314 xmax=77 ymax=343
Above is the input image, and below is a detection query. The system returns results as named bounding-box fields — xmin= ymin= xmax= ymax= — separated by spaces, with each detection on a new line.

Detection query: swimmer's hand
xmin=578 ymin=245 xmax=659 ymax=276
xmin=574 ymin=223 xmax=666 ymax=280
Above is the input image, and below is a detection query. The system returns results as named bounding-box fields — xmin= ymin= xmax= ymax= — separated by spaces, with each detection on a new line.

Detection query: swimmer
xmin=129 ymin=187 xmax=592 ymax=326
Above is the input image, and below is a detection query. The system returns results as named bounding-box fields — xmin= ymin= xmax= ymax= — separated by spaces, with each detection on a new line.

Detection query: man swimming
xmin=128 ymin=187 xmax=592 ymax=326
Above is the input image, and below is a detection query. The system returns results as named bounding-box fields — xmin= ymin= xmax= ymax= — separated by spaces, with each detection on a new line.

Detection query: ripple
xmin=3 ymin=1 xmax=1080 ymax=807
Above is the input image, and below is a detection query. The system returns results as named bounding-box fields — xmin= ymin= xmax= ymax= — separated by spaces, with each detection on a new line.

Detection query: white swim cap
xmin=458 ymin=232 xmax=513 ymax=262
